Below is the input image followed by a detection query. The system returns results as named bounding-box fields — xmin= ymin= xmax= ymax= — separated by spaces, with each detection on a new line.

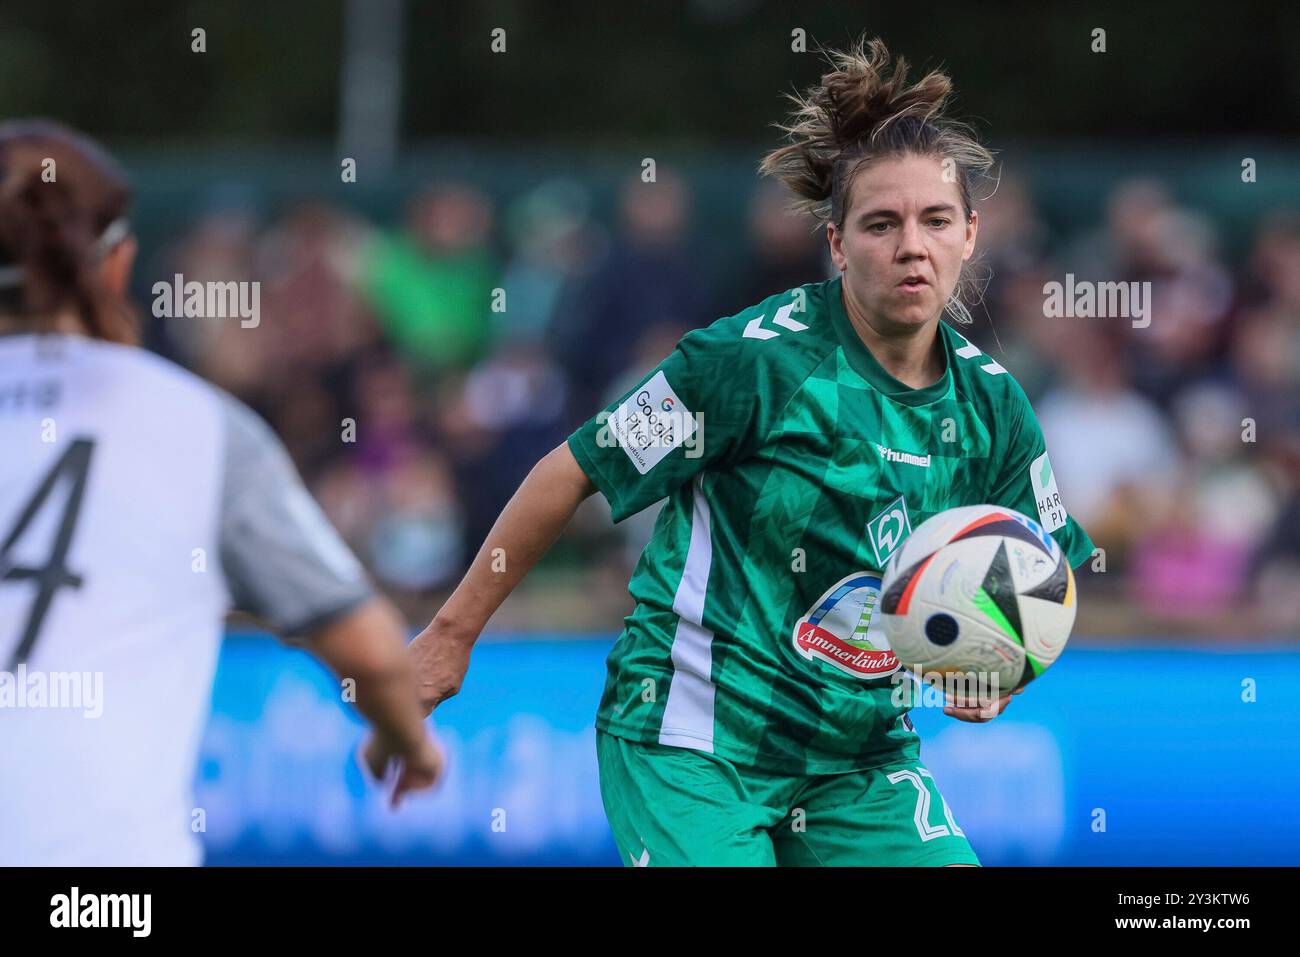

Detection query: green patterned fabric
xmin=568 ymin=274 xmax=1092 ymax=774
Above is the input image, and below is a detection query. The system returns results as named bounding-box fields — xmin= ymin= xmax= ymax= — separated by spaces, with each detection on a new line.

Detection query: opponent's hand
xmin=944 ymin=687 xmax=1023 ymax=723
xmin=362 ymin=732 xmax=446 ymax=808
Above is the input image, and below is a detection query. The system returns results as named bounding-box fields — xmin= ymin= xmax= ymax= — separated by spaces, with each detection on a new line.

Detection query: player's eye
xmin=867 ymin=221 xmax=892 ymax=233
xmin=928 ymin=218 xmax=951 ymax=228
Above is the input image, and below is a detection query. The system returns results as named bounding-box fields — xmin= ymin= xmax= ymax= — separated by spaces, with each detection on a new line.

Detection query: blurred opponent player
xmin=0 ymin=121 xmax=441 ymax=866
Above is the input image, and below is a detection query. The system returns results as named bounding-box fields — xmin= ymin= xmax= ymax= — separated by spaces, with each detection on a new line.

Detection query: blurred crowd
xmin=142 ymin=170 xmax=1300 ymax=637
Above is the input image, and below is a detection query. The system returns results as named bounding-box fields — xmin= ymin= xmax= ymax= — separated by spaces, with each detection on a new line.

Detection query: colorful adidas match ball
xmin=878 ymin=504 xmax=1077 ymax=692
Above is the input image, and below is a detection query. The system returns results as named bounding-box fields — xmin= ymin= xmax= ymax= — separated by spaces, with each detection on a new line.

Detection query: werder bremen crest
xmin=867 ymin=494 xmax=912 ymax=568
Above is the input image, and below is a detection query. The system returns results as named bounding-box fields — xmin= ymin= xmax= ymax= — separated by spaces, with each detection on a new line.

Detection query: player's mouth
xmin=897 ymin=275 xmax=930 ymax=294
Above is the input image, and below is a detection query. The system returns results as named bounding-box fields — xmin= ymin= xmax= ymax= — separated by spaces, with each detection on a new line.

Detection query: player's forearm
xmin=309 ymin=597 xmax=428 ymax=751
xmin=430 ymin=442 xmax=595 ymax=643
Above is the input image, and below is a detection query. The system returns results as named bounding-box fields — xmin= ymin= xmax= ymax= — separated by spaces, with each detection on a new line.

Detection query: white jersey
xmin=0 ymin=333 xmax=372 ymax=865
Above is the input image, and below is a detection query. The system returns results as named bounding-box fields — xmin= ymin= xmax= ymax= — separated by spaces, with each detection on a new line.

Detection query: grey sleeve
xmin=216 ymin=392 xmax=374 ymax=637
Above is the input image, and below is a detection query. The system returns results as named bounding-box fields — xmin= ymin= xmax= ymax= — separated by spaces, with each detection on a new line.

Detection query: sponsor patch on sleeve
xmin=1029 ymin=451 xmax=1067 ymax=532
xmin=606 ymin=370 xmax=698 ymax=475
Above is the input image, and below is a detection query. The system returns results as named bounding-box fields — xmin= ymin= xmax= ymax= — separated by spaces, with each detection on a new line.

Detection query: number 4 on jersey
xmin=2 ymin=438 xmax=95 ymax=669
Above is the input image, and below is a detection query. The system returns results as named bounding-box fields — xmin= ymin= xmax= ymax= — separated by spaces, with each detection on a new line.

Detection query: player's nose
xmin=895 ymin=220 xmax=928 ymax=260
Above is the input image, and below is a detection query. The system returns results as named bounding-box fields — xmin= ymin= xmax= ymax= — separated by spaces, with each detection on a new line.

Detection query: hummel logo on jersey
xmin=742 ymin=301 xmax=809 ymax=340
xmin=875 ymin=444 xmax=931 ymax=468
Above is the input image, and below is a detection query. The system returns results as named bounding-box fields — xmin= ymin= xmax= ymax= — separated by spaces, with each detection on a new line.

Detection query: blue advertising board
xmin=198 ymin=634 xmax=1300 ymax=866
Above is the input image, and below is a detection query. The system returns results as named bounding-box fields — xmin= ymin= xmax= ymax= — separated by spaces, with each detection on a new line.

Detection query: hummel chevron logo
xmin=743 ymin=302 xmax=809 ymax=340
xmin=952 ymin=330 xmax=1008 ymax=375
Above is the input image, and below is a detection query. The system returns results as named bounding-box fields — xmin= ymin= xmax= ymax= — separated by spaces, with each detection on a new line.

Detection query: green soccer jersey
xmin=567 ymin=274 xmax=1093 ymax=775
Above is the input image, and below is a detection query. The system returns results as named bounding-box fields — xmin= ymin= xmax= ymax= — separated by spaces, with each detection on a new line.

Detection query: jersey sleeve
xmin=567 ymin=324 xmax=759 ymax=523
xmin=216 ymin=392 xmax=375 ymax=636
xmin=985 ymin=386 xmax=1095 ymax=570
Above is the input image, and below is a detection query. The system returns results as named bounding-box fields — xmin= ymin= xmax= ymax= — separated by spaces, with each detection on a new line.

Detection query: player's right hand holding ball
xmin=944 ymin=687 xmax=1024 ymax=723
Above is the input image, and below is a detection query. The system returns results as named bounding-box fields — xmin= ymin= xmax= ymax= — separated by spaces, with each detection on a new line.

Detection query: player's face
xmin=827 ymin=153 xmax=978 ymax=332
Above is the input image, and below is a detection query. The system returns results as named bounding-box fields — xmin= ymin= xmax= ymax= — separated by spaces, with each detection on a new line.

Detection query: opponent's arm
xmin=216 ymin=391 xmax=443 ymax=804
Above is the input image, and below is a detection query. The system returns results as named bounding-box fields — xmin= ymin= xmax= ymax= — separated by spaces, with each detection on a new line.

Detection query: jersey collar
xmin=827 ymin=273 xmax=955 ymax=407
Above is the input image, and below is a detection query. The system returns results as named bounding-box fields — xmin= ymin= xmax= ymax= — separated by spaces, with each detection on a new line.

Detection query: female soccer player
xmin=0 ymin=121 xmax=442 ymax=865
xmin=411 ymin=38 xmax=1094 ymax=866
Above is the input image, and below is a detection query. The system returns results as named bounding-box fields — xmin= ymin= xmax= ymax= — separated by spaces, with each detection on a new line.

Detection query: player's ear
xmin=827 ymin=221 xmax=847 ymax=272
xmin=99 ymin=235 xmax=137 ymax=297
xmin=962 ymin=210 xmax=978 ymax=262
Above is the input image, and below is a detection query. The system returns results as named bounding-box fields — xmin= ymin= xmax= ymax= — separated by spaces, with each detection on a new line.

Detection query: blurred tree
xmin=0 ymin=1 xmax=1296 ymax=145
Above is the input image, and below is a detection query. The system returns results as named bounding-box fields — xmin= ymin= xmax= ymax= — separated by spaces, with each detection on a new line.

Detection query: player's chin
xmin=884 ymin=299 xmax=938 ymax=327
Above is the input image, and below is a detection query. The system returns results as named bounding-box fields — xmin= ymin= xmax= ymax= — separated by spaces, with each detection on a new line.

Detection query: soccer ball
xmin=878 ymin=504 xmax=1077 ymax=694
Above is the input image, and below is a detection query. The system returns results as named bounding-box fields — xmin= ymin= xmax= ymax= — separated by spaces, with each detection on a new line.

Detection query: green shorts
xmin=597 ymin=730 xmax=981 ymax=867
